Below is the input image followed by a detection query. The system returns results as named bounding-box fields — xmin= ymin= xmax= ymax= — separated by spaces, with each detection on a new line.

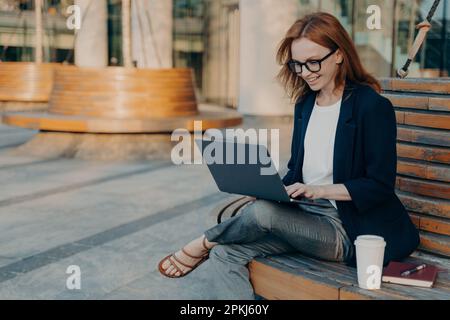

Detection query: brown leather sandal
xmin=158 ymin=236 xmax=212 ymax=278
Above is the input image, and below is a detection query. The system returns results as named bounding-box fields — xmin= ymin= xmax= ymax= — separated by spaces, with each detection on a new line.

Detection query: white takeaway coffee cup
xmin=354 ymin=235 xmax=386 ymax=290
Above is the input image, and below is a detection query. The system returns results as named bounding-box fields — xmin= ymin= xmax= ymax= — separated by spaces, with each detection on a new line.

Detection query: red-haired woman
xmin=158 ymin=12 xmax=420 ymax=299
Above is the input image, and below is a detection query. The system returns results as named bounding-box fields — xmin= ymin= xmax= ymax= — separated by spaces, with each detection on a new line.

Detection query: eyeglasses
xmin=287 ymin=48 xmax=338 ymax=74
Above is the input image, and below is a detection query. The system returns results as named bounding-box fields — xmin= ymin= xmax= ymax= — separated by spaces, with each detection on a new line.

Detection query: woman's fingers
xmin=286 ymin=184 xmax=320 ymax=199
xmin=285 ymin=185 xmax=292 ymax=194
xmin=291 ymin=191 xmax=303 ymax=198
xmin=286 ymin=183 xmax=303 ymax=196
xmin=286 ymin=186 xmax=297 ymax=196
xmin=304 ymin=191 xmax=313 ymax=198
xmin=291 ymin=187 xmax=306 ymax=198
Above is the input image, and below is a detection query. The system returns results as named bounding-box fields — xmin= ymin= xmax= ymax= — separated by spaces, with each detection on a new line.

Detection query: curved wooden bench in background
xmin=0 ymin=62 xmax=59 ymax=112
xmin=50 ymin=66 xmax=198 ymax=118
xmin=2 ymin=66 xmax=242 ymax=133
xmin=1 ymin=66 xmax=242 ymax=159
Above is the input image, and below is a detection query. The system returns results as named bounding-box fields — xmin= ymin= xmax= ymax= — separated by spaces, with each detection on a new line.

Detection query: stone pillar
xmin=35 ymin=0 xmax=43 ymax=63
xmin=131 ymin=0 xmax=173 ymax=68
xmin=74 ymin=0 xmax=108 ymax=67
xmin=202 ymin=0 xmax=224 ymax=104
xmin=239 ymin=0 xmax=299 ymax=115
xmin=122 ymin=0 xmax=133 ymax=68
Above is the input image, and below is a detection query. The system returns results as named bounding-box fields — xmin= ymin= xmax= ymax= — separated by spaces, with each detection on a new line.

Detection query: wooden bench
xmin=0 ymin=66 xmax=242 ymax=160
xmin=211 ymin=78 xmax=450 ymax=300
xmin=0 ymin=62 xmax=59 ymax=112
xmin=2 ymin=66 xmax=242 ymax=133
xmin=381 ymin=78 xmax=450 ymax=258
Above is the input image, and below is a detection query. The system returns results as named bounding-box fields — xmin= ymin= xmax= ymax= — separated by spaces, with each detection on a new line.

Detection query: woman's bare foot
xmin=160 ymin=235 xmax=217 ymax=277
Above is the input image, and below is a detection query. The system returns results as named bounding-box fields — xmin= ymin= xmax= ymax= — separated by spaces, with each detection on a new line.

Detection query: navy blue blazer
xmin=282 ymin=79 xmax=420 ymax=267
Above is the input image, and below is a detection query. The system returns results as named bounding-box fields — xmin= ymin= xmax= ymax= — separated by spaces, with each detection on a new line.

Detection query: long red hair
xmin=276 ymin=12 xmax=381 ymax=103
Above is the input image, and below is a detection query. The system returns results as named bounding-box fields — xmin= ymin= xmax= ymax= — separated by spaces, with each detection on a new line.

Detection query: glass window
xmin=107 ymin=0 xmax=122 ymax=66
xmin=0 ymin=0 xmax=75 ymax=63
xmin=295 ymin=0 xmax=449 ymax=77
xmin=173 ymin=0 xmax=205 ymax=92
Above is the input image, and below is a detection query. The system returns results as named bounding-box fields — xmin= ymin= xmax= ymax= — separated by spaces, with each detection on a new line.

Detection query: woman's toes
xmin=165 ymin=265 xmax=175 ymax=275
xmin=160 ymin=247 xmax=204 ymax=277
xmin=161 ymin=260 xmax=170 ymax=270
xmin=170 ymin=268 xmax=180 ymax=276
xmin=174 ymin=271 xmax=182 ymax=277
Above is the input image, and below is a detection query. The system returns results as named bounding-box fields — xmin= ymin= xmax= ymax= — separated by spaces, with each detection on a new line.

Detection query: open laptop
xmin=195 ymin=139 xmax=334 ymax=209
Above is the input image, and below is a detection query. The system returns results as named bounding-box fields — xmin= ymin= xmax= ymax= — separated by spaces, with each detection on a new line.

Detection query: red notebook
xmin=382 ymin=261 xmax=438 ymax=288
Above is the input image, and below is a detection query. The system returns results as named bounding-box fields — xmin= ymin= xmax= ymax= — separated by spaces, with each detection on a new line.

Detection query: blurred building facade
xmin=0 ymin=0 xmax=449 ymax=115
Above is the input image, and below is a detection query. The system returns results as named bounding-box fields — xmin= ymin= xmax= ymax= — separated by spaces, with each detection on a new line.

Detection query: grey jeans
xmin=203 ymin=198 xmax=354 ymax=300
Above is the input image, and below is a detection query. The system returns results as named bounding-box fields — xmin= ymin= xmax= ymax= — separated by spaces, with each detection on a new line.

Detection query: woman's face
xmin=291 ymin=37 xmax=343 ymax=92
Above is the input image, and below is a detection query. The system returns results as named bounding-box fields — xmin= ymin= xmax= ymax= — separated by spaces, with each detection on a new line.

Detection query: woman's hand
xmin=285 ymin=183 xmax=325 ymax=200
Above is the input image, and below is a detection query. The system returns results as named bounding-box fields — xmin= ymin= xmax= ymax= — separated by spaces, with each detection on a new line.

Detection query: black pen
xmin=400 ymin=264 xmax=427 ymax=277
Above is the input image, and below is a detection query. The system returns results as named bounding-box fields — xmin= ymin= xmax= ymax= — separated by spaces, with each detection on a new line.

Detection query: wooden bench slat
xmin=397 ymin=191 xmax=450 ymax=219
xmin=396 ymin=176 xmax=450 ymax=199
xmin=397 ymin=159 xmax=450 ymax=183
xmin=429 ymin=97 xmax=450 ymax=112
xmin=418 ymin=231 xmax=450 ymax=257
xmin=409 ymin=212 xmax=421 ymax=229
xmin=380 ymin=78 xmax=450 ymax=94
xmin=409 ymin=212 xmax=450 ymax=237
xmin=397 ymin=143 xmax=450 ymax=165
xmin=411 ymin=212 xmax=450 ymax=237
xmin=386 ymin=93 xmax=429 ymax=110
xmin=340 ymin=282 xmax=450 ymax=300
xmin=397 ymin=126 xmax=450 ymax=147
xmin=383 ymin=93 xmax=450 ymax=112
xmin=395 ymin=111 xmax=450 ymax=130
xmin=249 ymin=259 xmax=341 ymax=300
xmin=265 ymin=254 xmax=356 ymax=285
xmin=339 ymin=288 xmax=408 ymax=300
xmin=0 ymin=101 xmax=47 ymax=113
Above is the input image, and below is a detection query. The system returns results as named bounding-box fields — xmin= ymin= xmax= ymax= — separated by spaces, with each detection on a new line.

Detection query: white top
xmin=302 ymin=96 xmax=342 ymax=210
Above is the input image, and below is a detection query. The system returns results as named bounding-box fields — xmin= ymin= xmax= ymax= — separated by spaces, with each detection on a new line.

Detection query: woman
xmin=158 ymin=12 xmax=420 ymax=299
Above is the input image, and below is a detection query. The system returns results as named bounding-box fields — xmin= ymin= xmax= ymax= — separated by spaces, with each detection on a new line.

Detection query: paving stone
xmin=0 ymin=116 xmax=293 ymax=299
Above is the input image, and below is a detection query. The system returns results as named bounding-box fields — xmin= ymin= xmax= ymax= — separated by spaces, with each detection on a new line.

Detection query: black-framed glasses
xmin=287 ymin=48 xmax=338 ymax=74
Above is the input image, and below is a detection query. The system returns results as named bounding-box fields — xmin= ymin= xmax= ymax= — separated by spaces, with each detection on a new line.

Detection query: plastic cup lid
xmin=354 ymin=235 xmax=386 ymax=247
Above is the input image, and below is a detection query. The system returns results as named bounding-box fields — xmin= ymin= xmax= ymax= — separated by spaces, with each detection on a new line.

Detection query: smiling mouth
xmin=306 ymin=75 xmax=321 ymax=83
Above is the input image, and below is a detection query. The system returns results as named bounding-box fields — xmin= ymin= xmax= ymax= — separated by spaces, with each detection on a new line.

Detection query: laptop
xmin=195 ymin=139 xmax=334 ymax=209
